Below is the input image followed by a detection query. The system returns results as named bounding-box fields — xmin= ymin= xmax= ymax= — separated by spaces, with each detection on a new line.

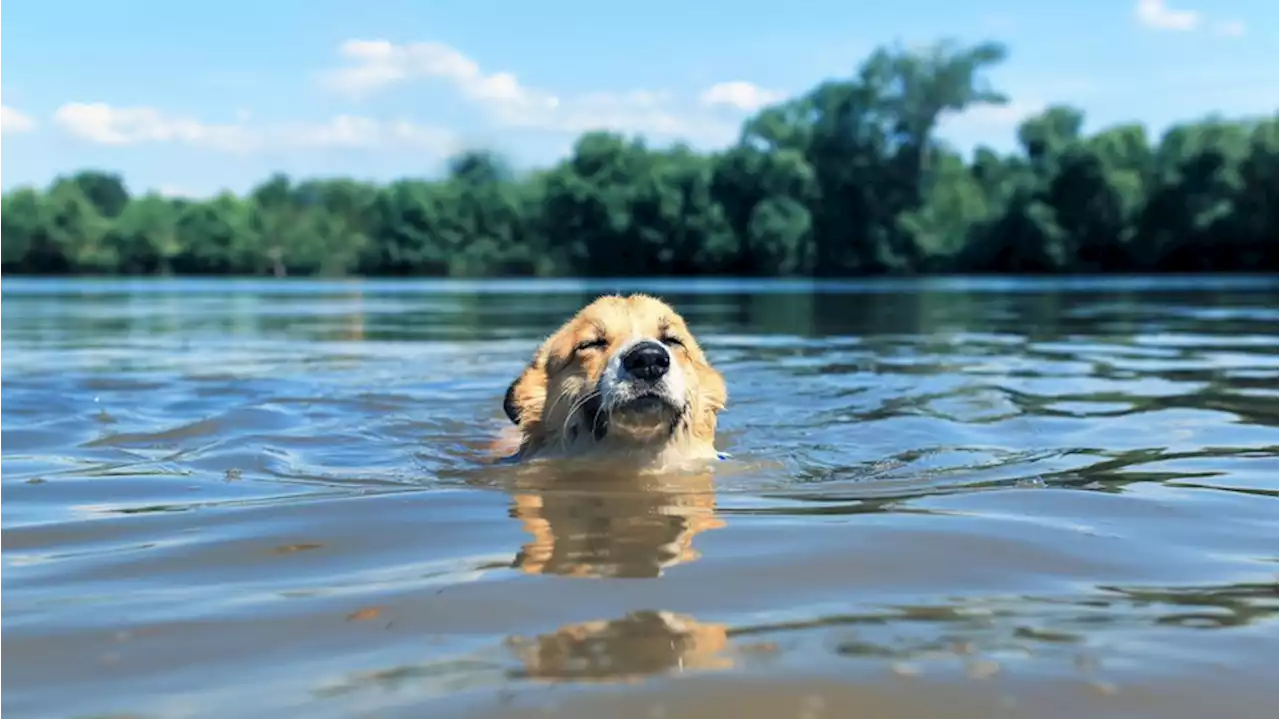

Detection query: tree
xmin=2 ymin=39 xmax=1275 ymax=279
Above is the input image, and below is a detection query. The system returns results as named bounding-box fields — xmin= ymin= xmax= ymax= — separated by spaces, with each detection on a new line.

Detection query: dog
xmin=496 ymin=293 xmax=727 ymax=470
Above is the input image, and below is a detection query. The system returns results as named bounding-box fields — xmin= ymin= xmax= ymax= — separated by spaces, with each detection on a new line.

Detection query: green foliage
xmin=3 ymin=40 xmax=1275 ymax=277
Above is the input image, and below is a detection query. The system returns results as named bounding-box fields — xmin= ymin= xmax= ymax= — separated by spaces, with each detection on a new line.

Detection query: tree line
xmin=3 ymin=40 xmax=1276 ymax=278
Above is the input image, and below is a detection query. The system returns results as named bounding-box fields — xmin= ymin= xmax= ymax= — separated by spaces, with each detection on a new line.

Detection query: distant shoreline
xmin=5 ymin=40 xmax=1276 ymax=279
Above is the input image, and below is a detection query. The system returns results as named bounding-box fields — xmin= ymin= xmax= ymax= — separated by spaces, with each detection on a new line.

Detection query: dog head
xmin=503 ymin=294 xmax=726 ymax=465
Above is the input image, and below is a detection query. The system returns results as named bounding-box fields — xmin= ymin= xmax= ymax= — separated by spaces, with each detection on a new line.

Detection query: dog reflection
xmin=503 ymin=468 xmax=733 ymax=681
xmin=508 ymin=468 xmax=725 ymax=579
xmin=507 ymin=609 xmax=732 ymax=683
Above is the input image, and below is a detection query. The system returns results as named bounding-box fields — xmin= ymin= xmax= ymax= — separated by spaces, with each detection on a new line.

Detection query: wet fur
xmin=497 ymin=294 xmax=727 ymax=469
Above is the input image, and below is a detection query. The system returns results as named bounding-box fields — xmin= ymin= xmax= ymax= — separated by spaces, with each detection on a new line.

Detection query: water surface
xmin=3 ymin=276 xmax=1277 ymax=718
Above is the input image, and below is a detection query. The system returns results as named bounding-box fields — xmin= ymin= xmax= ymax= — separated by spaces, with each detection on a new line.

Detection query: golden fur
xmin=507 ymin=609 xmax=732 ymax=682
xmin=509 ymin=470 xmax=725 ymax=578
xmin=497 ymin=293 xmax=727 ymax=469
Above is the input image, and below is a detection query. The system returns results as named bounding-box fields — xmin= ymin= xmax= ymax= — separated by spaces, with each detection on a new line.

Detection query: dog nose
xmin=621 ymin=341 xmax=670 ymax=381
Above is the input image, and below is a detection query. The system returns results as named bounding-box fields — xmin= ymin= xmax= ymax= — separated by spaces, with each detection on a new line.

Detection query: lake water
xmin=2 ymin=276 xmax=1277 ymax=719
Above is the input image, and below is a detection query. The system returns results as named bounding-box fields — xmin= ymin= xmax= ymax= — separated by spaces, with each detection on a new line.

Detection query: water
xmin=2 ymin=276 xmax=1277 ymax=719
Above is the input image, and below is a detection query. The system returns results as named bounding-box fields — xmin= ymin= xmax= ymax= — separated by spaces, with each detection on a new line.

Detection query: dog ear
xmin=502 ymin=362 xmax=546 ymax=426
xmin=503 ymin=375 xmax=523 ymax=424
xmin=690 ymin=361 xmax=728 ymax=441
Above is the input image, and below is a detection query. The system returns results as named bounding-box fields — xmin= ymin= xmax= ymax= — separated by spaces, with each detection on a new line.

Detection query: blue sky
xmin=2 ymin=0 xmax=1276 ymax=198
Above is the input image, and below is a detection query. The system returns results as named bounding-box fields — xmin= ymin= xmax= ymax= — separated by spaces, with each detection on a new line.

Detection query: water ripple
xmin=2 ymin=278 xmax=1276 ymax=719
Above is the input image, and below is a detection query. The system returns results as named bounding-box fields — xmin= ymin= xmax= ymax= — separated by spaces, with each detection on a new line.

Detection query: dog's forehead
xmin=573 ymin=295 xmax=684 ymax=334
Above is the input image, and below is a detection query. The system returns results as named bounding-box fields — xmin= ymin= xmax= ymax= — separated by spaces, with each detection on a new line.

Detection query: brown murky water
xmin=2 ymin=277 xmax=1277 ymax=719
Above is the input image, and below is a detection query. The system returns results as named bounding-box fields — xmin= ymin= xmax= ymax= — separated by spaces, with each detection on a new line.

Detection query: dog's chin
xmin=605 ymin=392 xmax=684 ymax=443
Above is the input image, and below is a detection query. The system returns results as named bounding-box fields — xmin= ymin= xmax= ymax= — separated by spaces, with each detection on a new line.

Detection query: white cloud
xmin=698 ymin=81 xmax=783 ymax=112
xmin=52 ymin=102 xmax=458 ymax=155
xmin=54 ymin=103 xmax=252 ymax=151
xmin=282 ymin=115 xmax=457 ymax=151
xmin=1135 ymin=0 xmax=1201 ymax=31
xmin=1 ymin=105 xmax=37 ymax=133
xmin=322 ymin=39 xmax=560 ymax=113
xmin=320 ymin=39 xmax=741 ymax=146
xmin=511 ymin=89 xmax=737 ymax=144
xmin=1214 ymin=20 xmax=1246 ymax=37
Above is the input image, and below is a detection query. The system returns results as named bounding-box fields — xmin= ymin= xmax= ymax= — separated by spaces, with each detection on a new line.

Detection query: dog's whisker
xmin=545 ymin=386 xmax=576 ymax=425
xmin=598 ymin=403 xmax=615 ymax=443
xmin=557 ymin=389 xmax=601 ymax=451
